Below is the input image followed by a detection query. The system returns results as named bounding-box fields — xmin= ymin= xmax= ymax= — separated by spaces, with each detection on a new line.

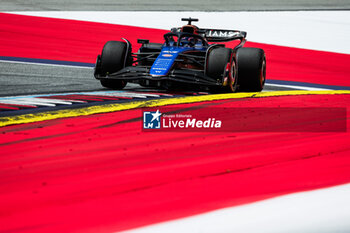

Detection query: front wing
xmin=94 ymin=66 xmax=223 ymax=87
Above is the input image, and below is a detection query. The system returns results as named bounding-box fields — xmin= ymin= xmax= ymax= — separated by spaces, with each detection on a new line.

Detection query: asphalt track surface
xmin=1 ymin=0 xmax=350 ymax=11
xmin=0 ymin=61 xmax=296 ymax=97
xmin=0 ymin=61 xmax=101 ymax=96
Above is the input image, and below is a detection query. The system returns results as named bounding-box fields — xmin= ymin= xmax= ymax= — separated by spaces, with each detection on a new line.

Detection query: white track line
xmin=87 ymin=91 xmax=159 ymax=98
xmin=0 ymin=92 xmax=164 ymax=107
xmin=121 ymin=183 xmax=350 ymax=233
xmin=0 ymin=91 xmax=163 ymax=100
xmin=265 ymin=83 xmax=331 ymax=91
xmin=0 ymin=97 xmax=81 ymax=106
xmin=0 ymin=99 xmax=56 ymax=107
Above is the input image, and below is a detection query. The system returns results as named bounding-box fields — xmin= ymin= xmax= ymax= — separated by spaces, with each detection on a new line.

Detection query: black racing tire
xmin=236 ymin=47 xmax=266 ymax=92
xmin=206 ymin=47 xmax=232 ymax=79
xmin=206 ymin=47 xmax=237 ymax=92
xmin=100 ymin=79 xmax=127 ymax=89
xmin=100 ymin=41 xmax=130 ymax=75
xmin=99 ymin=41 xmax=131 ymax=89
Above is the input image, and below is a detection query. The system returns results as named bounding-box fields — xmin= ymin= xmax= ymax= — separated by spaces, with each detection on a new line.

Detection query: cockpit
xmin=164 ymin=33 xmax=207 ymax=48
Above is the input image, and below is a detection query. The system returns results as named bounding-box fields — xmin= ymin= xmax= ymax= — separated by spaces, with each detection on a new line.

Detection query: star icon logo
xmin=150 ymin=110 xmax=162 ymax=122
xmin=143 ymin=110 xmax=162 ymax=129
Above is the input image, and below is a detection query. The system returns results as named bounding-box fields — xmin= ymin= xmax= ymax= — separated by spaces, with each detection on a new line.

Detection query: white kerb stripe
xmin=0 ymin=98 xmax=77 ymax=107
xmin=0 ymin=99 xmax=56 ymax=107
xmin=85 ymin=92 xmax=150 ymax=98
xmin=265 ymin=83 xmax=332 ymax=91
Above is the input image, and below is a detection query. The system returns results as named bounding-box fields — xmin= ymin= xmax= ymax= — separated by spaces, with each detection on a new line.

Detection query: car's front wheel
xmin=97 ymin=41 xmax=131 ymax=89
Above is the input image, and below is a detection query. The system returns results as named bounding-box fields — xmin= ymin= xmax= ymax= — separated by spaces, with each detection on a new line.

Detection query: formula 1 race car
xmin=94 ymin=18 xmax=266 ymax=92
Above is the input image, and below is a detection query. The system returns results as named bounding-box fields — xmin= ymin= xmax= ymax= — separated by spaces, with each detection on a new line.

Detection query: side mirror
xmin=137 ymin=39 xmax=149 ymax=45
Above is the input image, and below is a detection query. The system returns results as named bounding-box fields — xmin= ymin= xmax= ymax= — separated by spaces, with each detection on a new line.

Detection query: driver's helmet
xmin=180 ymin=36 xmax=196 ymax=47
xmin=181 ymin=25 xmax=199 ymax=34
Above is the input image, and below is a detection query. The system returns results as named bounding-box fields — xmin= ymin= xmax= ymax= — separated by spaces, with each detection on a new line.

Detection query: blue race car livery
xmin=94 ymin=18 xmax=266 ymax=92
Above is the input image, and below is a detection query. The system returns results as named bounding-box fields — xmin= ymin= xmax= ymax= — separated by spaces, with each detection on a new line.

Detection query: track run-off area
xmin=0 ymin=10 xmax=350 ymax=233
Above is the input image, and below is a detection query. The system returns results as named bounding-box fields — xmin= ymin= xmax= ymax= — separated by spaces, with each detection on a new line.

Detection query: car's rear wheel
xmin=236 ymin=47 xmax=266 ymax=92
xmin=98 ymin=41 xmax=131 ymax=89
xmin=206 ymin=47 xmax=237 ymax=93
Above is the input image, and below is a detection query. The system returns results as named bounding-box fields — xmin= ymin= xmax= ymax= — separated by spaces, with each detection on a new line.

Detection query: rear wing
xmin=199 ymin=29 xmax=247 ymax=42
xmin=171 ymin=28 xmax=246 ymax=42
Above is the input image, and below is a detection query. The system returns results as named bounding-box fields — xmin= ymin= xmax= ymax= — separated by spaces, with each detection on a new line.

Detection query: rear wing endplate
xmin=199 ymin=29 xmax=247 ymax=42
